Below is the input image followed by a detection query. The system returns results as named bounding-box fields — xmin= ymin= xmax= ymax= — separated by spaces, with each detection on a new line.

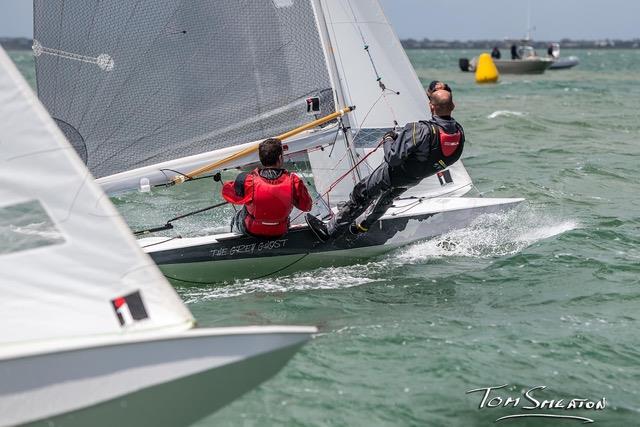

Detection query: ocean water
xmin=8 ymin=49 xmax=640 ymax=426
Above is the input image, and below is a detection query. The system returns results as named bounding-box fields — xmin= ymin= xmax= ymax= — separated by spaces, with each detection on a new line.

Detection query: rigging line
xmin=323 ymin=92 xmax=383 ymax=173
xmin=343 ymin=0 xmax=400 ymax=127
xmin=163 ymin=252 xmax=310 ymax=285
xmin=316 ymin=90 xmax=385 ymax=187
xmin=140 ymin=236 xmax=180 ymax=249
xmin=390 ymin=199 xmax=422 ymax=216
xmin=307 ymin=135 xmax=385 ymax=214
xmin=133 ymin=201 xmax=229 ymax=235
xmin=380 ymin=89 xmax=400 ymax=128
xmin=252 ymin=253 xmax=310 ymax=280
xmin=289 ymin=159 xmax=330 ymax=214
xmin=344 ymin=1 xmax=376 ymax=77
xmin=347 ymin=91 xmax=386 ymax=174
xmin=153 ymin=167 xmax=218 ymax=188
xmin=470 ymin=183 xmax=484 ymax=197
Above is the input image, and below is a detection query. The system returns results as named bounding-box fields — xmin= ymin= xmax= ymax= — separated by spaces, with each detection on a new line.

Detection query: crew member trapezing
xmin=222 ymin=138 xmax=312 ymax=238
xmin=307 ymin=85 xmax=464 ymax=241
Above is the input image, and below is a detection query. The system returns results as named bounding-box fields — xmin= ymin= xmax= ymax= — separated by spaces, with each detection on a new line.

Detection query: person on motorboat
xmin=308 ymin=87 xmax=464 ymax=240
xmin=491 ymin=46 xmax=501 ymax=59
xmin=510 ymin=44 xmax=520 ymax=60
xmin=222 ymin=138 xmax=312 ymax=238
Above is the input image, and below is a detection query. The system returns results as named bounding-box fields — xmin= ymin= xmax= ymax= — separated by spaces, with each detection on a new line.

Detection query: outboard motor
xmin=459 ymin=58 xmax=470 ymax=72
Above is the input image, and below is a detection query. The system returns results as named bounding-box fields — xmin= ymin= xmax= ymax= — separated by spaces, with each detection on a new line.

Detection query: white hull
xmin=1 ymin=327 xmax=315 ymax=427
xmin=142 ymin=197 xmax=524 ymax=284
xmin=549 ymin=56 xmax=580 ymax=70
xmin=493 ymin=58 xmax=553 ymax=74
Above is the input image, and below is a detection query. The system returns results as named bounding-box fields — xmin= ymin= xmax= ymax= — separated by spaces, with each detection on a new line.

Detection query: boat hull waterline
xmin=142 ymin=197 xmax=524 ymax=284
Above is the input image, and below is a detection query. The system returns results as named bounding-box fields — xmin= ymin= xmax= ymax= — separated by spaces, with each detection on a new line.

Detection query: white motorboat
xmin=0 ymin=46 xmax=314 ymax=427
xmin=32 ymin=0 xmax=523 ymax=285
xmin=548 ymin=43 xmax=580 ymax=70
xmin=463 ymin=43 xmax=553 ymax=75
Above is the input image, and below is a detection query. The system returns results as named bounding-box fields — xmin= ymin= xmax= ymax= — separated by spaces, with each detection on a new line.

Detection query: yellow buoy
xmin=475 ymin=53 xmax=499 ymax=84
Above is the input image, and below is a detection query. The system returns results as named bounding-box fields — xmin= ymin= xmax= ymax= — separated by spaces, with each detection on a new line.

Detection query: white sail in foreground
xmin=0 ymin=47 xmax=314 ymax=427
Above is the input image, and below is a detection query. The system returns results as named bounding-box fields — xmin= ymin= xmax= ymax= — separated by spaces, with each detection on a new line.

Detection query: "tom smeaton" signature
xmin=466 ymin=384 xmax=606 ymax=423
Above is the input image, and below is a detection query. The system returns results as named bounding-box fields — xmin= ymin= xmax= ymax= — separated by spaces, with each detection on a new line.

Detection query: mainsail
xmin=34 ymin=0 xmax=473 ymax=205
xmin=33 ymin=0 xmax=337 ymax=181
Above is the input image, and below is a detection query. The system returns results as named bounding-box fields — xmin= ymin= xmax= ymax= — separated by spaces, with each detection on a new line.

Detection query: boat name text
xmin=210 ymin=239 xmax=288 ymax=258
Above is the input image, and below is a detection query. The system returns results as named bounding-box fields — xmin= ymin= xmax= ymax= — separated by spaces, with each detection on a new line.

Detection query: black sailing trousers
xmin=335 ymin=162 xmax=418 ymax=230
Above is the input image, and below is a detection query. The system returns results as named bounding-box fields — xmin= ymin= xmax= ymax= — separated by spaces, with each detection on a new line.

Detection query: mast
xmin=526 ymin=0 xmax=533 ymax=41
xmin=311 ymin=0 xmax=362 ymax=181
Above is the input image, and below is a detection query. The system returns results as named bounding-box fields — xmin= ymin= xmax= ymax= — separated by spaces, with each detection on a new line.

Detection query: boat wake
xmin=395 ymin=205 xmax=578 ymax=262
xmin=180 ymin=205 xmax=578 ymax=301
xmin=487 ymin=110 xmax=527 ymax=119
xmin=180 ymin=266 xmax=379 ymax=303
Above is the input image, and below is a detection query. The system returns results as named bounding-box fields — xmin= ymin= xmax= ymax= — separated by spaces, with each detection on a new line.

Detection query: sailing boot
xmin=305 ymin=202 xmax=358 ymax=242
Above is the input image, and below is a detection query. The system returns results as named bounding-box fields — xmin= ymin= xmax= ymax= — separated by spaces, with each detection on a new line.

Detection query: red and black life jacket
xmin=418 ymin=121 xmax=465 ymax=177
xmin=437 ymin=126 xmax=463 ymax=157
xmin=243 ymin=168 xmax=294 ymax=238
xmin=397 ymin=121 xmax=465 ymax=181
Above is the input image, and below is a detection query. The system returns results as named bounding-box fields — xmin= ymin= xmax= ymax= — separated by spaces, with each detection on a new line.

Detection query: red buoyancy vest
xmin=244 ymin=169 xmax=294 ymax=237
xmin=438 ymin=127 xmax=462 ymax=157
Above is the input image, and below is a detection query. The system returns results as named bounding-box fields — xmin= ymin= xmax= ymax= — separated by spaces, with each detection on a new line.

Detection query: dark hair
xmin=427 ymin=81 xmax=452 ymax=99
xmin=258 ymin=138 xmax=283 ymax=166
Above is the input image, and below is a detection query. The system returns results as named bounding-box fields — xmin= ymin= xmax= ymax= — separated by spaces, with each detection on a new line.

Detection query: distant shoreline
xmin=401 ymin=38 xmax=640 ymax=49
xmin=2 ymin=36 xmax=639 ymax=51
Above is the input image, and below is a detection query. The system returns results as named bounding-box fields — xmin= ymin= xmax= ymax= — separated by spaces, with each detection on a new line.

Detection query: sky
xmin=0 ymin=0 xmax=638 ymax=40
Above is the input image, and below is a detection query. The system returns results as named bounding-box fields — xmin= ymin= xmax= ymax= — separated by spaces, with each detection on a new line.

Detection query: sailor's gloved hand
xmin=383 ymin=130 xmax=398 ymax=141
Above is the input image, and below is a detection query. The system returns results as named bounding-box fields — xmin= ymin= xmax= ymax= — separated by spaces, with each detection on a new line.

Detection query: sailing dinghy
xmin=0 ymin=46 xmax=314 ymax=427
xmin=32 ymin=0 xmax=523 ymax=284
